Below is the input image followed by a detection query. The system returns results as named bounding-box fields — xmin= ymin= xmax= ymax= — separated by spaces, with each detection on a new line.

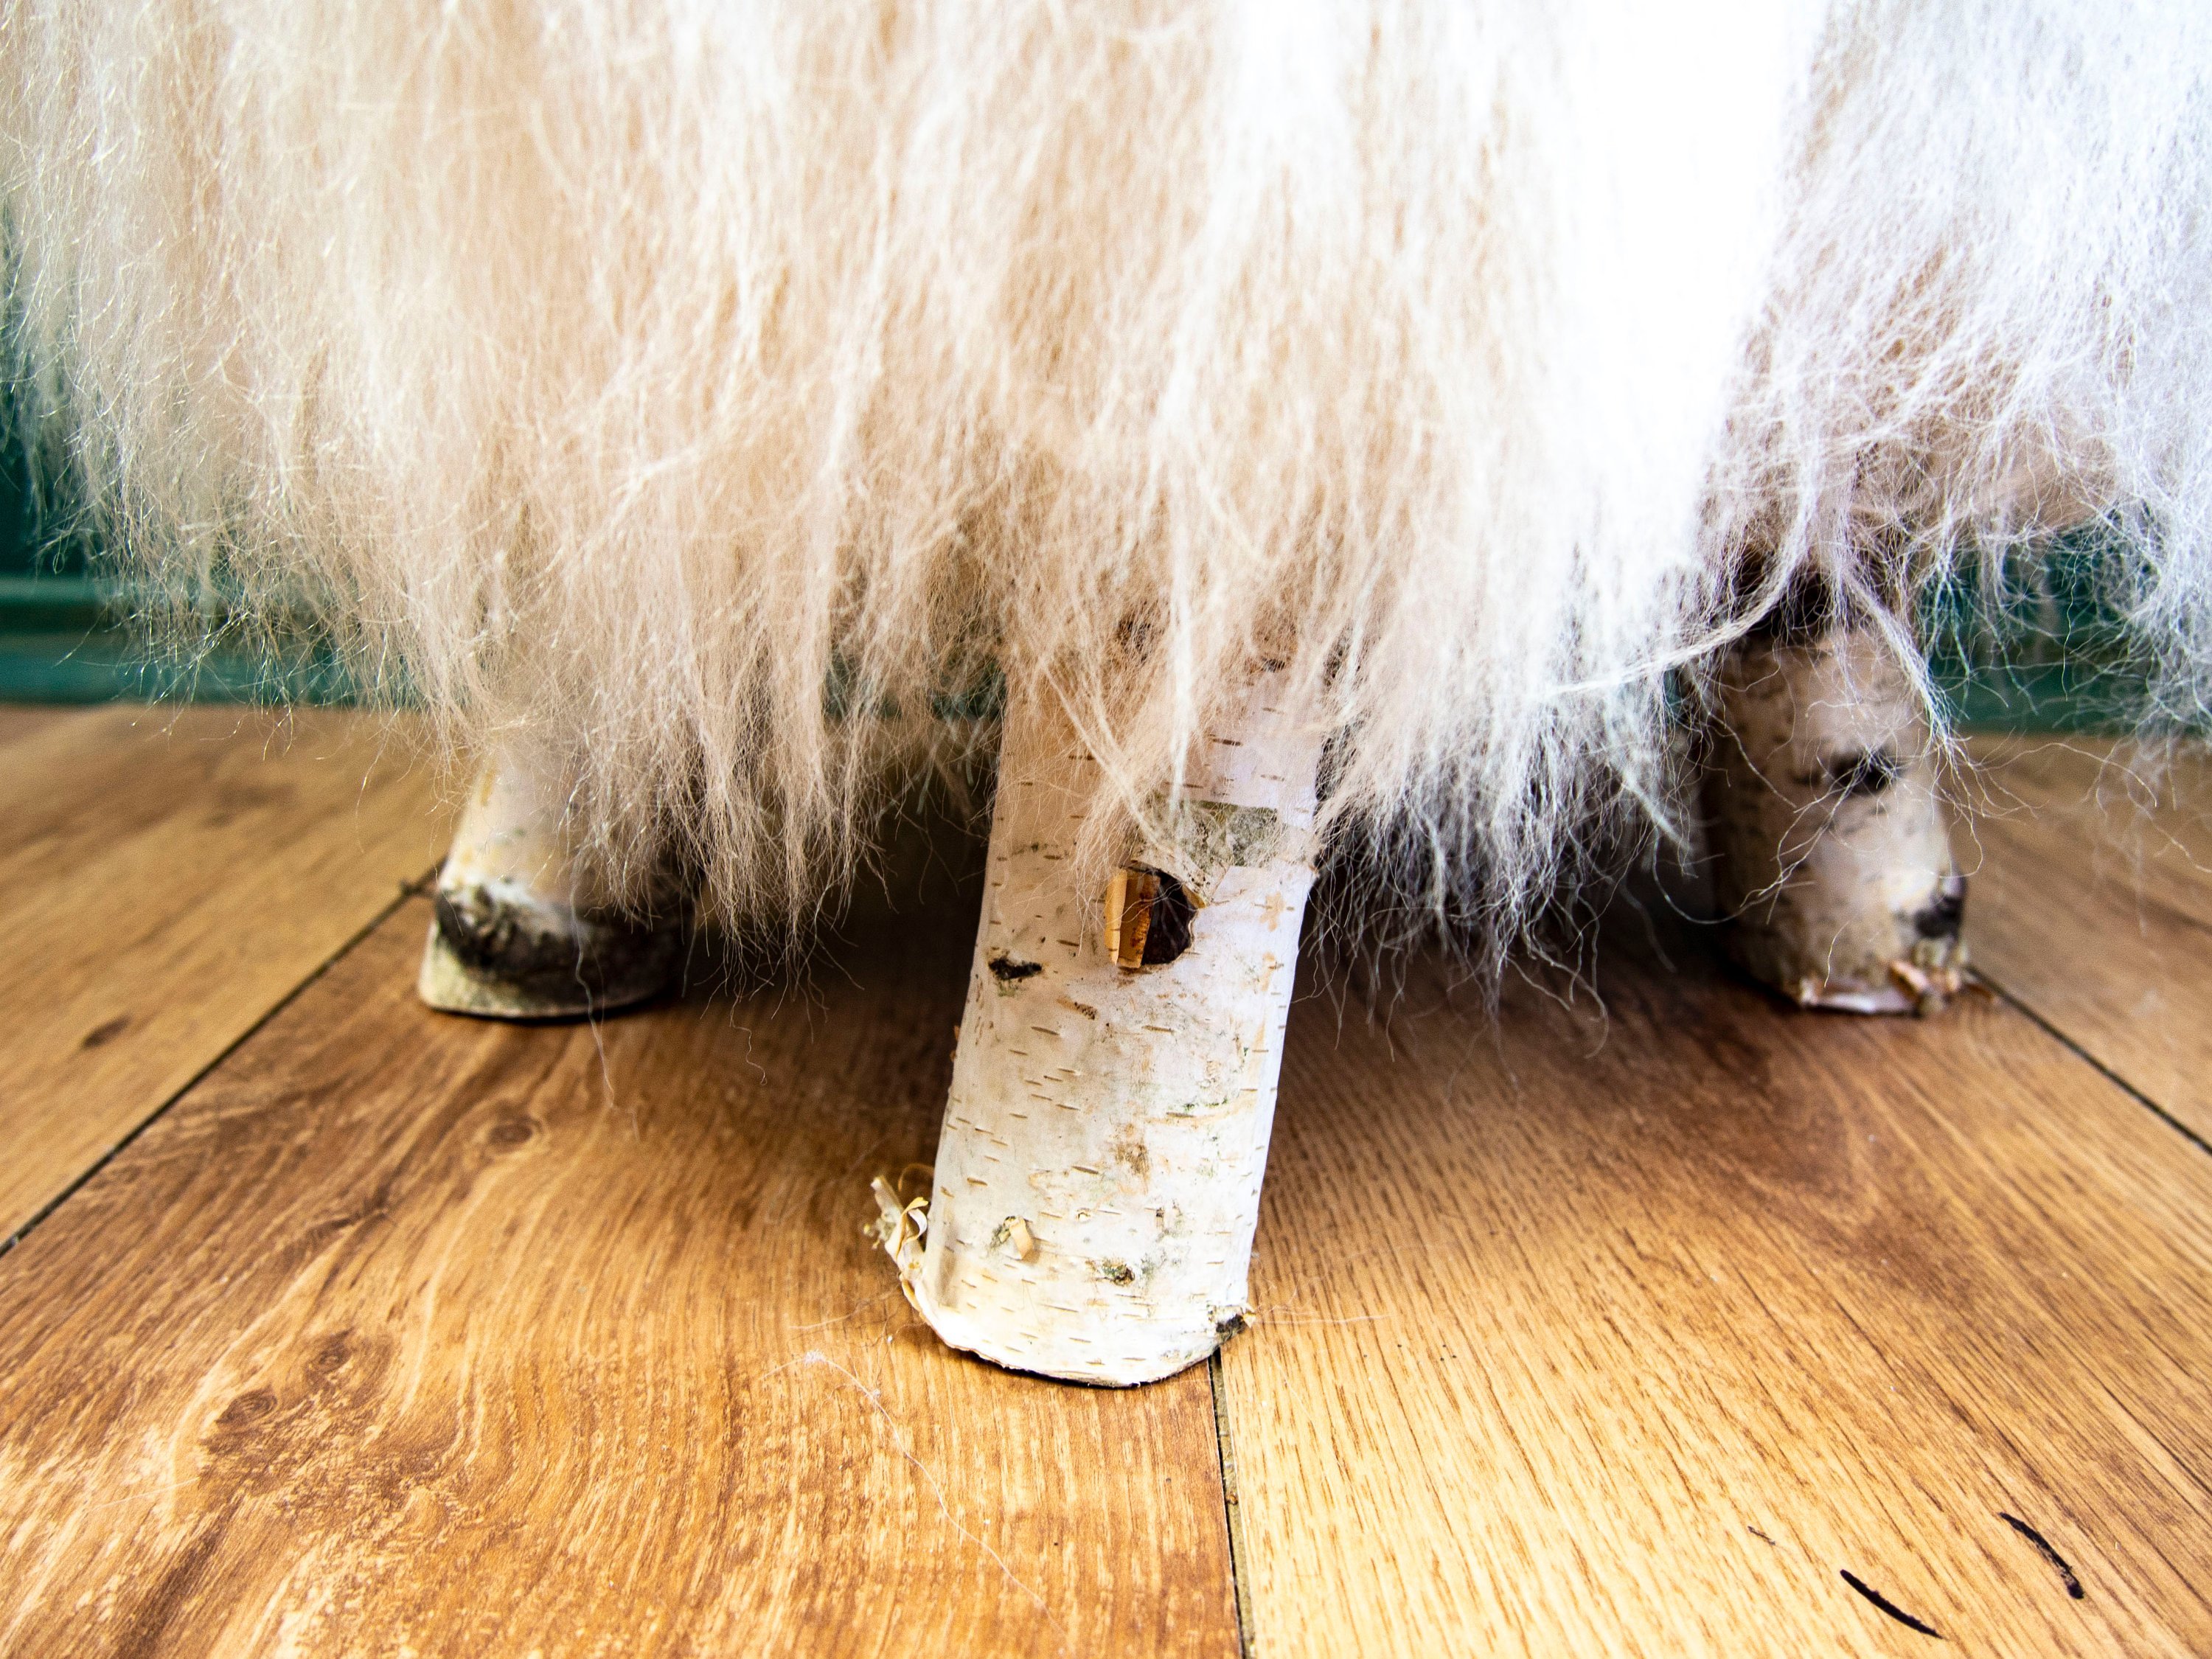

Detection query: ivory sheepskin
xmin=6 ymin=0 xmax=2209 ymax=941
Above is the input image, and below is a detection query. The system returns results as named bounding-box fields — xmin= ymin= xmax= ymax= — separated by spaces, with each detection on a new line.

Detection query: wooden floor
xmin=2 ymin=711 xmax=2209 ymax=1657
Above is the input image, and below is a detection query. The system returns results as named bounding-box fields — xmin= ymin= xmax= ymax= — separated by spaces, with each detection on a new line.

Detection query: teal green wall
xmin=0 ymin=417 xmax=358 ymax=703
xmin=0 ymin=410 xmax=144 ymax=701
xmin=0 ymin=397 xmax=149 ymax=700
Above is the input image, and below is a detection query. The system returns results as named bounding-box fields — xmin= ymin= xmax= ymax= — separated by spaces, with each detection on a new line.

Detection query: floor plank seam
xmin=1977 ymin=970 xmax=2212 ymax=1162
xmin=0 ymin=869 xmax=437 ymax=1262
xmin=1208 ymin=1349 xmax=1259 ymax=1657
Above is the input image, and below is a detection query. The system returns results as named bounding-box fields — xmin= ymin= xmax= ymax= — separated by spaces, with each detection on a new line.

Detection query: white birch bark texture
xmin=888 ymin=671 xmax=1325 ymax=1385
xmin=1705 ymin=630 xmax=1967 ymax=1015
xmin=419 ymin=745 xmax=679 ymax=1019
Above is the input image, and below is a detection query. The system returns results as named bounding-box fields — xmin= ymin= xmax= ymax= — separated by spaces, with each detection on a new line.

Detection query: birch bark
xmin=891 ymin=670 xmax=1324 ymax=1384
xmin=1705 ymin=630 xmax=1966 ymax=1014
xmin=419 ymin=743 xmax=679 ymax=1018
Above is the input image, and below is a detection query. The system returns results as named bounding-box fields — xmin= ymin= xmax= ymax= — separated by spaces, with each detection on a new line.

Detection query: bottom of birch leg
xmin=417 ymin=880 xmax=681 ymax=1019
xmin=1706 ymin=627 xmax=1971 ymax=1018
xmin=898 ymin=666 xmax=1320 ymax=1387
xmin=910 ymin=1285 xmax=1241 ymax=1388
xmin=1725 ymin=872 xmax=1970 ymax=1016
xmin=1734 ymin=949 xmax=1971 ymax=1016
xmin=870 ymin=1179 xmax=1253 ymax=1387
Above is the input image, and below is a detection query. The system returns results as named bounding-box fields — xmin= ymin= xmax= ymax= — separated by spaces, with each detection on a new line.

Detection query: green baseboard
xmin=0 ymin=577 xmax=362 ymax=705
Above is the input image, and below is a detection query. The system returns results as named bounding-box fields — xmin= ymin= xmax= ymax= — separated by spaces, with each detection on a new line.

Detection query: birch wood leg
xmin=420 ymin=742 xmax=680 ymax=1019
xmin=883 ymin=668 xmax=1324 ymax=1385
xmin=1705 ymin=629 xmax=1966 ymax=1014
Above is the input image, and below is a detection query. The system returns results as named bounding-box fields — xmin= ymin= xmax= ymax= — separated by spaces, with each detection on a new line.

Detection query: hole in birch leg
xmin=1105 ymin=868 xmax=1196 ymax=969
xmin=1826 ymin=748 xmax=1905 ymax=799
xmin=1141 ymin=872 xmax=1195 ymax=964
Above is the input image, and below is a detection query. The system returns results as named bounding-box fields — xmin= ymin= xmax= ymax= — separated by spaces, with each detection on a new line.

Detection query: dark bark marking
xmin=1826 ymin=748 xmax=1905 ymax=799
xmin=1912 ymin=872 xmax=1969 ymax=941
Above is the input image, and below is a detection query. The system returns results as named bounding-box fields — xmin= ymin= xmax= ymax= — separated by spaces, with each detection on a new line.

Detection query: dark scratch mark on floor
xmin=2000 ymin=1513 xmax=2085 ymax=1599
xmin=1841 ymin=1569 xmax=1944 ymax=1638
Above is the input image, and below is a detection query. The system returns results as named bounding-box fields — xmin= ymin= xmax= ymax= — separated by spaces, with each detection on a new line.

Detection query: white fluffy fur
xmin=5 ymin=1 xmax=2210 ymax=938
xmin=1719 ymin=0 xmax=2212 ymax=698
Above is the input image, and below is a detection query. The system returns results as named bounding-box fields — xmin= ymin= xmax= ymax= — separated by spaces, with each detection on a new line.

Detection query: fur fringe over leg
xmin=6 ymin=1 xmax=2211 ymax=942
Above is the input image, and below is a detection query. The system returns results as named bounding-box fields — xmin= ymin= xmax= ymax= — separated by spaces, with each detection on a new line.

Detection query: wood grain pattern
xmin=0 ymin=897 xmax=1239 ymax=1657
xmin=0 ymin=703 xmax=448 ymax=1239
xmin=1220 ymin=926 xmax=2212 ymax=1656
xmin=1961 ymin=734 xmax=2212 ymax=1141
xmin=0 ymin=704 xmax=77 ymax=748
xmin=10 ymin=710 xmax=2211 ymax=1657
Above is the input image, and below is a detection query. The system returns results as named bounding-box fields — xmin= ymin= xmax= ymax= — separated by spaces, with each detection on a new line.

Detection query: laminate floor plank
xmin=1220 ymin=924 xmax=2212 ymax=1656
xmin=1961 ymin=734 xmax=2212 ymax=1141
xmin=0 ymin=705 xmax=81 ymax=748
xmin=0 ymin=897 xmax=1239 ymax=1657
xmin=13 ymin=706 xmax=2208 ymax=1658
xmin=0 ymin=703 xmax=448 ymax=1239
